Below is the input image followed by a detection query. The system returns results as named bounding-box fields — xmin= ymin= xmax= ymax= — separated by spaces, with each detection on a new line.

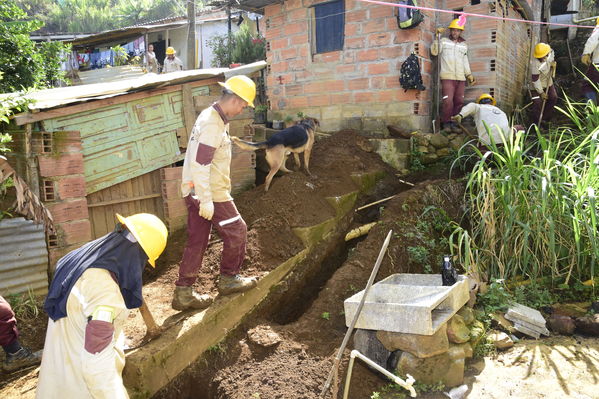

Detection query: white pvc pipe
xmin=342 ymin=350 xmax=417 ymax=399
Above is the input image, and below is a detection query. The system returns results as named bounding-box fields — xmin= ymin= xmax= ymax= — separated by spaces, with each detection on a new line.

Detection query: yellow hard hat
xmin=448 ymin=18 xmax=465 ymax=30
xmin=165 ymin=47 xmax=176 ymax=55
xmin=596 ymin=17 xmax=599 ymax=25
xmin=477 ymin=93 xmax=496 ymax=106
xmin=116 ymin=213 xmax=168 ymax=267
xmin=218 ymin=75 xmax=256 ymax=108
xmin=534 ymin=43 xmax=551 ymax=59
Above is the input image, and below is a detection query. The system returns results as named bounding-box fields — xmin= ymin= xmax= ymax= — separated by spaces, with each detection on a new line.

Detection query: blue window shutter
xmin=314 ymin=0 xmax=345 ymax=53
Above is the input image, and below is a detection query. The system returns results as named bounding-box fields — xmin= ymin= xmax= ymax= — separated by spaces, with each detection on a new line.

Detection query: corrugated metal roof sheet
xmin=6 ymin=61 xmax=266 ymax=114
xmin=0 ymin=217 xmax=49 ymax=295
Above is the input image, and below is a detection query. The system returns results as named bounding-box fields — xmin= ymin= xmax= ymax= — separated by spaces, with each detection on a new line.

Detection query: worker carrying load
xmin=36 ymin=213 xmax=168 ymax=399
xmin=451 ymin=93 xmax=510 ymax=147
xmin=530 ymin=42 xmax=557 ymax=125
xmin=431 ymin=15 xmax=476 ymax=134
xmin=580 ymin=17 xmax=599 ymax=103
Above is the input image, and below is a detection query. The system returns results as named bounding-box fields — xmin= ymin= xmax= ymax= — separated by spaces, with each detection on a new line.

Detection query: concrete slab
xmin=344 ymin=274 xmax=469 ymax=335
xmin=505 ymin=303 xmax=548 ymax=328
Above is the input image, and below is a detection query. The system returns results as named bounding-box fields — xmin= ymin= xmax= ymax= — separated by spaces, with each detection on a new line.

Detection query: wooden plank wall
xmin=86 ymin=169 xmax=164 ymax=239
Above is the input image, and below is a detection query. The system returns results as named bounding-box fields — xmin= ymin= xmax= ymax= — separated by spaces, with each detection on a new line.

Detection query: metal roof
xmin=0 ymin=217 xmax=49 ymax=295
xmin=6 ymin=61 xmax=266 ymax=116
xmin=208 ymin=0 xmax=281 ymax=14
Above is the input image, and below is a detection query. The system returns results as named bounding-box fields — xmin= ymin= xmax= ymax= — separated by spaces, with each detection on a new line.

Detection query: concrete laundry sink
xmin=344 ymin=273 xmax=469 ymax=335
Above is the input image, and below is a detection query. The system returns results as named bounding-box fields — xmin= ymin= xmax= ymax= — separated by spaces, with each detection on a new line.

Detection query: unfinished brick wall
xmin=264 ymin=0 xmax=437 ymax=134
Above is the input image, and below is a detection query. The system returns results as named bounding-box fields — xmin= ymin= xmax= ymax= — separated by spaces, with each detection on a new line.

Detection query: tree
xmin=208 ymin=23 xmax=266 ymax=68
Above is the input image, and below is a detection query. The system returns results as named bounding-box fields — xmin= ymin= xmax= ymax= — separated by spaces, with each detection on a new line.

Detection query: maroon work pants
xmin=0 ymin=296 xmax=19 ymax=347
xmin=176 ymin=196 xmax=247 ymax=286
xmin=532 ymin=85 xmax=558 ymax=123
xmin=441 ymin=79 xmax=466 ymax=124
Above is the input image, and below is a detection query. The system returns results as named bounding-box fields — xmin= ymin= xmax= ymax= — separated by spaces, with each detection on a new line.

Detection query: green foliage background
xmin=208 ymin=23 xmax=266 ymax=68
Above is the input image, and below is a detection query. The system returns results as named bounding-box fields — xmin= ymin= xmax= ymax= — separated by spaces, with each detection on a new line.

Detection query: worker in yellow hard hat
xmin=174 ymin=74 xmax=258 ymax=311
xmin=452 ymin=93 xmax=511 ymax=147
xmin=37 ymin=213 xmax=168 ymax=398
xmin=163 ymin=46 xmax=183 ymax=73
xmin=580 ymin=18 xmax=599 ymax=102
xmin=531 ymin=42 xmax=557 ymax=124
xmin=431 ymin=15 xmax=475 ymax=133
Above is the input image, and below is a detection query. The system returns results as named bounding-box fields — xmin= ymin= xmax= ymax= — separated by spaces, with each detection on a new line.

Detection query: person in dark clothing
xmin=0 ymin=295 xmax=42 ymax=372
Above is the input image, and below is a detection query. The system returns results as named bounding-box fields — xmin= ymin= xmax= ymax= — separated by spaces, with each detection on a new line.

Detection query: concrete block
xmin=344 ymin=274 xmax=470 ymax=335
xmin=353 ymin=329 xmax=391 ymax=368
xmin=368 ymin=139 xmax=410 ymax=170
xmin=505 ymin=303 xmax=550 ymax=337
xmin=377 ymin=323 xmax=449 ymax=358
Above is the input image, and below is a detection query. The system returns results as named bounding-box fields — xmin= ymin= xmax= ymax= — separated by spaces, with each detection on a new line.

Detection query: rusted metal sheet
xmin=42 ymin=85 xmax=212 ymax=194
xmin=0 ymin=217 xmax=49 ymax=295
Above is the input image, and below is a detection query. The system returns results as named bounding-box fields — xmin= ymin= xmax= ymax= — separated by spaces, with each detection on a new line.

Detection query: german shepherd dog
xmin=231 ymin=117 xmax=319 ymax=191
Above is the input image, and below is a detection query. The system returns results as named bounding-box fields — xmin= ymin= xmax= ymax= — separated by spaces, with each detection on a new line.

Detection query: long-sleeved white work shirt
xmin=583 ymin=27 xmax=599 ymax=64
xmin=457 ymin=103 xmax=510 ymax=146
xmin=163 ymin=56 xmax=183 ymax=73
xmin=531 ymin=51 xmax=555 ymax=94
xmin=431 ymin=37 xmax=471 ymax=81
xmin=181 ymin=105 xmax=233 ymax=204
xmin=36 ymin=268 xmax=129 ymax=399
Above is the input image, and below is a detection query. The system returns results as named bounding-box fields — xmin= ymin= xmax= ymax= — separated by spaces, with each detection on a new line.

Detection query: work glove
xmin=466 ymin=74 xmax=476 ymax=86
xmin=582 ymin=54 xmax=591 ymax=66
xmin=451 ymin=114 xmax=463 ymax=124
xmin=199 ymin=201 xmax=215 ymax=221
xmin=436 ymin=27 xmax=446 ymax=35
xmin=540 ymin=91 xmax=548 ymax=101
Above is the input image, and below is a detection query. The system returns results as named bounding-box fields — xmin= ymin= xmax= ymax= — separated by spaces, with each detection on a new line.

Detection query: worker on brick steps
xmin=531 ymin=42 xmax=557 ymax=125
xmin=36 ymin=213 xmax=168 ymax=399
xmin=580 ymin=17 xmax=599 ymax=103
xmin=431 ymin=16 xmax=475 ymax=134
xmin=451 ymin=93 xmax=510 ymax=148
xmin=173 ymin=75 xmax=258 ymax=311
xmin=0 ymin=295 xmax=42 ymax=372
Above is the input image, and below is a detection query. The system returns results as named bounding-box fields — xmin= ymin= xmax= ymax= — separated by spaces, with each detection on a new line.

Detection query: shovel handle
xmin=139 ymin=301 xmax=160 ymax=336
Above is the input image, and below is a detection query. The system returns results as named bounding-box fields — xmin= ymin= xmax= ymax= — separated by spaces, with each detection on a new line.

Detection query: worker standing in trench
xmin=36 ymin=213 xmax=168 ymax=398
xmin=530 ymin=42 xmax=557 ymax=125
xmin=581 ymin=18 xmax=599 ymax=103
xmin=431 ymin=16 xmax=476 ymax=134
xmin=172 ymin=75 xmax=258 ymax=311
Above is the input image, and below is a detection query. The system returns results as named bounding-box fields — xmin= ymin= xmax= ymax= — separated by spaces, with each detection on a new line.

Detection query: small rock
xmin=553 ymin=303 xmax=590 ymax=318
xmin=377 ymin=324 xmax=449 ymax=358
xmin=430 ymin=133 xmax=450 ymax=148
xmin=488 ymin=330 xmax=514 ymax=350
xmin=490 ymin=312 xmax=516 ymax=334
xmin=444 ymin=384 xmax=468 ymax=399
xmin=417 ymin=145 xmax=429 ymax=154
xmin=247 ymin=325 xmax=282 ymax=347
xmin=354 ymin=329 xmax=391 ymax=368
xmin=387 ymin=124 xmax=414 ymax=139
xmin=436 ymin=147 xmax=451 ymax=157
xmin=453 ymin=342 xmax=473 ymax=359
xmin=398 ymin=350 xmax=464 ymax=388
xmin=457 ymin=307 xmax=475 ymax=325
xmin=591 ymin=301 xmax=599 ymax=314
xmin=447 ymin=314 xmax=470 ymax=344
xmin=575 ymin=314 xmax=599 ymax=336
xmin=469 ymin=320 xmax=486 ymax=348
xmin=422 ymin=152 xmax=439 ymax=165
xmin=547 ymin=314 xmax=576 ymax=335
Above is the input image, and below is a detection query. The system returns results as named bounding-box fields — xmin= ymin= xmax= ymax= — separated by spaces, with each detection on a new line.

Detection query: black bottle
xmin=441 ymin=255 xmax=458 ymax=286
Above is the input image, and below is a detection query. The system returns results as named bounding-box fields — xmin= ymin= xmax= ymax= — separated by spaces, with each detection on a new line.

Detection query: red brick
xmin=271 ymin=61 xmax=289 ymax=73
xmin=315 ymin=51 xmax=341 ymax=63
xmin=370 ymin=76 xmax=386 ymax=89
xmin=331 ymin=93 xmax=354 ymax=104
xmin=160 ymin=166 xmax=182 ymax=181
xmin=281 ymin=47 xmax=297 ymax=60
xmin=379 ymin=46 xmax=401 ymax=59
xmin=445 ymin=0 xmax=465 ymax=10
xmin=367 ymin=62 xmax=390 ymax=75
xmin=363 ymin=19 xmax=386 ymax=34
xmin=336 ymin=64 xmax=356 ymax=74
xmin=286 ymin=84 xmax=304 ymax=96
xmin=369 ymin=5 xmax=393 ymax=19
xmin=48 ymin=245 xmax=80 ymax=273
xmin=348 ymin=78 xmax=369 ymax=90
xmin=368 ymin=32 xmax=393 ymax=47
xmin=48 ymin=131 xmax=82 ymax=154
xmin=397 ymin=90 xmax=418 ymax=101
xmin=161 ymin=179 xmax=181 ymax=199
xmin=264 ymin=3 xmax=282 ymax=16
xmin=305 ymin=81 xmax=323 ymax=94
xmin=289 ymin=58 xmax=307 ymax=71
xmin=286 ymin=0 xmax=302 ymax=10
xmin=346 ymin=9 xmax=367 ymax=23
xmin=164 ymin=198 xmax=186 ymax=219
xmin=270 ymin=38 xmax=288 ymax=50
xmin=298 ymin=46 xmax=309 ymax=57
xmin=394 ymin=28 xmax=420 ymax=44
xmin=385 ymin=76 xmax=401 ymax=88
xmin=56 ymin=176 xmax=86 ymax=199
xmin=287 ymin=8 xmax=308 ymax=20
xmin=345 ymin=37 xmax=365 ymax=49
xmin=288 ymin=96 xmax=309 ymax=108
xmin=265 ymin=27 xmax=282 ymax=40
xmin=268 ymin=15 xmax=285 ymax=28
xmin=357 ymin=48 xmax=379 ymax=62
xmin=470 ymin=47 xmax=496 ymax=58
xmin=355 ymin=92 xmax=374 ymax=103
xmin=285 ymin=22 xmax=305 ymax=36
xmin=57 ymin=219 xmax=92 ymax=246
xmin=307 ymin=95 xmax=331 ymax=107
xmin=345 ymin=23 xmax=359 ymax=37
xmin=47 ymin=199 xmax=89 ymax=224
xmin=470 ymin=18 xmax=498 ymax=31
xmin=324 ymin=80 xmax=345 ymax=92
xmin=377 ymin=90 xmax=396 ymax=102
xmin=38 ymin=153 xmax=84 ymax=177
xmin=290 ymin=34 xmax=309 ymax=45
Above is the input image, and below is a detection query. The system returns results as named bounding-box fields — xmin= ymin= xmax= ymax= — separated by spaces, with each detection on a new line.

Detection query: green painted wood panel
xmin=40 ymin=85 xmax=214 ymax=194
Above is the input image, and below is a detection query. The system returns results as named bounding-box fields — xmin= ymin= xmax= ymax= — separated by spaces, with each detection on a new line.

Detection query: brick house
xmin=227 ymin=0 xmax=542 ymax=134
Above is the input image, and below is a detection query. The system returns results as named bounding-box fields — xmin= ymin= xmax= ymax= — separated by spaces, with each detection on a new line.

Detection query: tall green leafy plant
xmin=208 ymin=23 xmax=266 ymax=67
xmin=451 ymin=102 xmax=599 ymax=286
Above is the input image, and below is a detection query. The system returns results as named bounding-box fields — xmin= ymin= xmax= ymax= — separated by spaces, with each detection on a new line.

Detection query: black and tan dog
xmin=231 ymin=117 xmax=319 ymax=191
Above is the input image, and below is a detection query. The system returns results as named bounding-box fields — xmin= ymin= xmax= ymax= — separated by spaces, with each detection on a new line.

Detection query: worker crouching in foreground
xmin=451 ymin=93 xmax=510 ymax=148
xmin=0 ymin=295 xmax=42 ymax=371
xmin=173 ymin=75 xmax=258 ymax=311
xmin=531 ymin=42 xmax=557 ymax=125
xmin=36 ymin=213 xmax=168 ymax=399
xmin=581 ymin=18 xmax=599 ymax=103
xmin=431 ymin=16 xmax=475 ymax=134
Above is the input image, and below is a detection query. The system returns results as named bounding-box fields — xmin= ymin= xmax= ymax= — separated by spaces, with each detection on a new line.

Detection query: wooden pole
xmin=187 ymin=0 xmax=196 ymax=70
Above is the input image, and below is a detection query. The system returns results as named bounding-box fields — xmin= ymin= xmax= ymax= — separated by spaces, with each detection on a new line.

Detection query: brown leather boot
xmin=218 ymin=274 xmax=257 ymax=295
xmin=172 ymin=286 xmax=213 ymax=311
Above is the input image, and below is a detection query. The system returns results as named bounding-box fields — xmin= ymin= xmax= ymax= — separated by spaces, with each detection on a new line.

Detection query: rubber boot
xmin=172 ymin=286 xmax=213 ymax=311
xmin=218 ymin=274 xmax=257 ymax=295
xmin=2 ymin=347 xmax=42 ymax=372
